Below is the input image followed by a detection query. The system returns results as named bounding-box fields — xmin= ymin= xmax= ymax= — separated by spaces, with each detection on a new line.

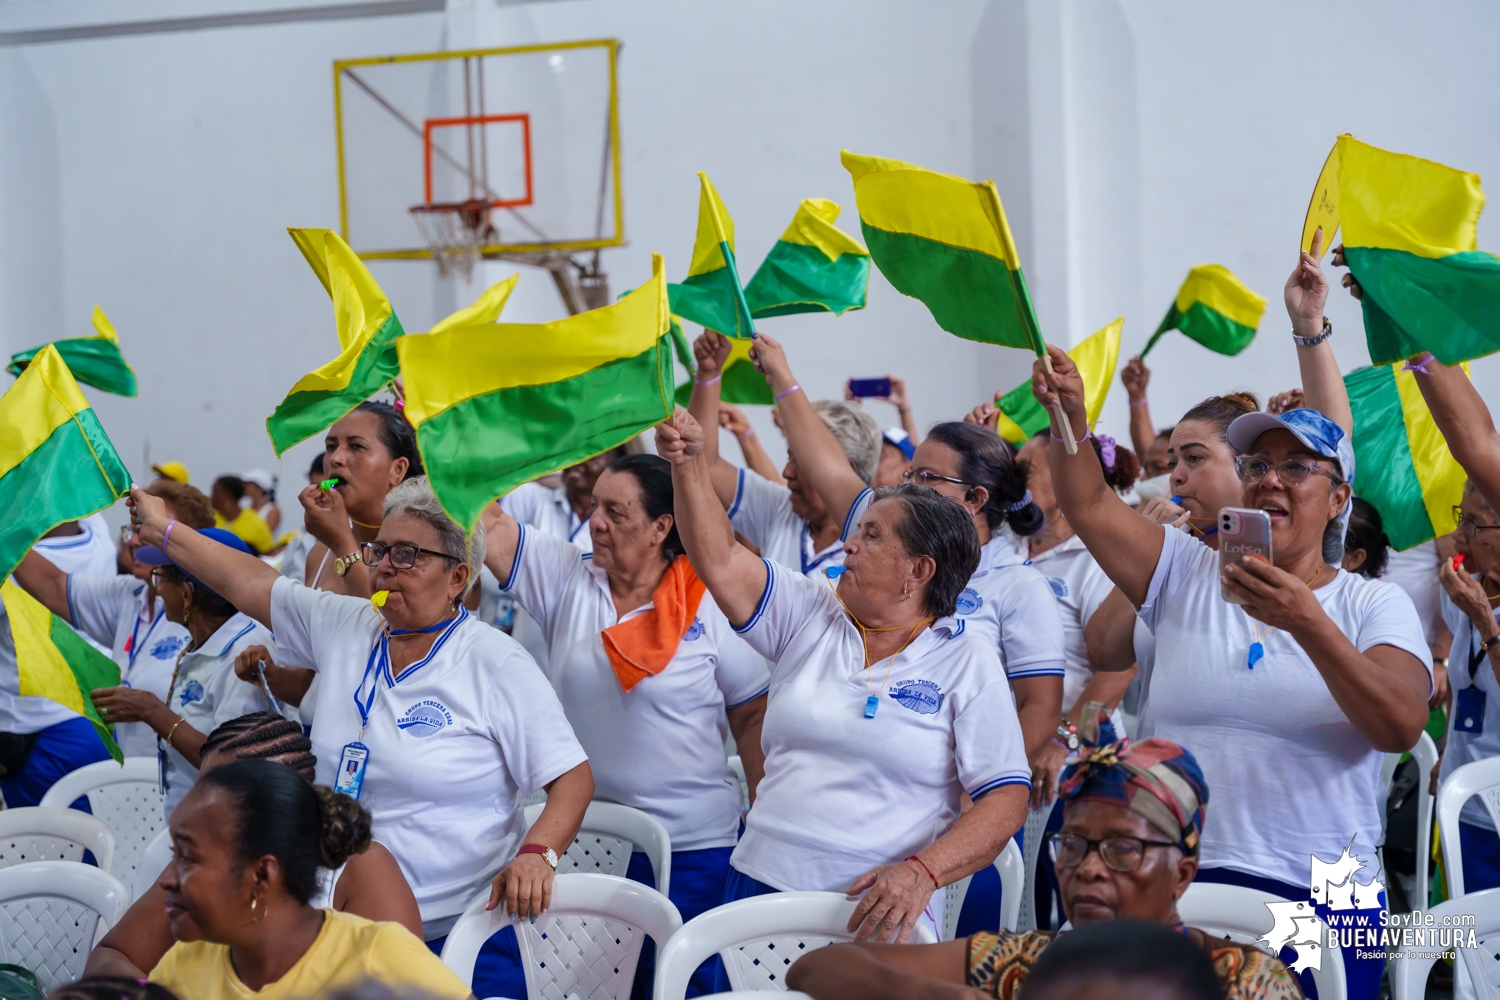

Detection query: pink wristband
xmin=738 ymin=427 xmax=755 ymax=442
xmin=694 ymin=374 xmax=722 ymax=386
xmin=1129 ymin=398 xmax=1148 ymax=408
xmin=1051 ymin=426 xmax=1092 ymax=446
xmin=775 ymin=383 xmax=802 ymax=402
xmin=162 ymin=519 xmax=178 ymax=553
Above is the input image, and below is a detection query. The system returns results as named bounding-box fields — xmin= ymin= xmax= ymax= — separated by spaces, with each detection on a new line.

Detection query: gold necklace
xmin=1247 ymin=564 xmax=1323 ymax=669
xmin=826 ymin=577 xmax=933 ymax=719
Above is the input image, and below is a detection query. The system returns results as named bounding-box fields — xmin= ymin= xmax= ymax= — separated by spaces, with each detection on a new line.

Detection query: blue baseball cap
xmin=1225 ymin=407 xmax=1354 ymax=485
xmin=137 ymin=527 xmax=252 ymax=598
xmin=882 ymin=427 xmax=915 ymax=461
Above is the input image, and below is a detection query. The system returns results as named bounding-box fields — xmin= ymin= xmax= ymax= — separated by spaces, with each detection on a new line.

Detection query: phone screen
xmin=847 ymin=377 xmax=893 ymax=398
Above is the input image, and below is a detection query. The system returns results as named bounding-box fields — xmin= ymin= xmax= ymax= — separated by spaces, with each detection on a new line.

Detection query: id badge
xmin=335 ymin=742 xmax=370 ymax=799
xmin=1456 ymin=687 xmax=1487 ymax=734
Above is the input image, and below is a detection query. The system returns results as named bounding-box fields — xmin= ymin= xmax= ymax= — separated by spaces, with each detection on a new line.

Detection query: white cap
xmin=241 ymin=469 xmax=274 ymax=491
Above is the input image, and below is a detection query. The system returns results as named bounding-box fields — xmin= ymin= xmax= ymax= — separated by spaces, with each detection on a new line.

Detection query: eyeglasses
xmin=1453 ymin=506 xmax=1500 ymax=536
xmin=901 ymin=469 xmax=973 ymax=489
xmin=148 ymin=567 xmax=180 ymax=586
xmin=359 ymin=540 xmax=458 ymax=570
xmin=1047 ymin=831 xmax=1180 ymax=873
xmin=1234 ymin=455 xmax=1343 ymax=489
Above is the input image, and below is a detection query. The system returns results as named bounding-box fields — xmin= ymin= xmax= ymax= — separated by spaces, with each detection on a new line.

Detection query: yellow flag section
xmin=7 ymin=304 xmax=139 ymax=397
xmin=996 ymin=319 xmax=1122 ymax=445
xmin=265 ymin=228 xmax=406 ymax=455
xmin=2 ymin=580 xmax=123 ymax=761
xmin=1302 ymin=140 xmax=1341 ymax=255
xmin=399 ymin=254 xmax=675 ymax=529
xmin=668 ymin=173 xmax=757 ymax=338
xmin=743 ymin=198 xmax=871 ymax=318
xmin=426 ymin=273 xmax=519 ymax=334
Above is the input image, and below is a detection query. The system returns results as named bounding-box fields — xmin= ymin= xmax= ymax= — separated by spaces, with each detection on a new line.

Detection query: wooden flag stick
xmin=1040 ymin=353 xmax=1078 ymax=455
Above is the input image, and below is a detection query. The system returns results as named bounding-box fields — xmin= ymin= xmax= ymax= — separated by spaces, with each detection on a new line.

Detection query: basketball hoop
xmin=410 ymin=199 xmax=497 ymax=281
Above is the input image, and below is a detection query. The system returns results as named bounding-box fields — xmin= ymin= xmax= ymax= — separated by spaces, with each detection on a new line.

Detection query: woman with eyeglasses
xmin=1032 ymin=335 xmax=1430 ymax=998
xmin=783 ymin=731 xmax=1303 ymax=1000
xmin=125 ymin=476 xmax=593 ymax=955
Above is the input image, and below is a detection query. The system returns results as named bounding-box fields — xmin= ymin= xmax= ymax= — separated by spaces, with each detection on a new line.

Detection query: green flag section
xmin=1143 ymin=264 xmax=1265 ymax=358
xmin=743 ymin=199 xmax=870 ymax=319
xmin=8 ymin=306 xmax=138 ymax=398
xmin=2 ymin=579 xmax=122 ymax=762
xmin=1336 ymin=134 xmax=1500 ymax=366
xmin=667 ymin=173 xmax=756 ymax=339
xmin=1344 ymin=361 xmax=1469 ymax=550
xmin=266 ymin=228 xmax=406 ymax=455
xmin=996 ymin=318 xmax=1122 ymax=445
xmin=673 ymin=333 xmax=774 ymax=407
xmin=842 ymin=149 xmax=1044 ymax=354
xmin=0 ymin=344 xmax=131 ymax=580
xmin=399 ymin=253 xmax=676 ymax=530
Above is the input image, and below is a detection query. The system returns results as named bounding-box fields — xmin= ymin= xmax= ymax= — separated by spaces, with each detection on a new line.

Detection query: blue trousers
xmin=0 ymin=718 xmax=109 ymax=810
xmin=1459 ymin=821 xmax=1500 ymax=894
xmin=1196 ymin=866 xmax=1386 ymax=1000
xmin=953 ymin=827 xmax=1024 ymax=937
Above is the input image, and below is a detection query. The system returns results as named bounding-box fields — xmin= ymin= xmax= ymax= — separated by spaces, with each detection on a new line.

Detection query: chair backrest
xmin=1390 ymin=886 xmax=1500 ymax=1000
xmin=652 ymin=891 xmax=937 ymax=1000
xmin=0 ymin=807 xmax=115 ymax=874
xmin=1408 ymin=731 xmax=1439 ymax=906
xmin=1016 ymin=806 xmax=1053 ymax=930
xmin=132 ymin=828 xmax=174 ymax=902
xmin=38 ymin=757 xmax=164 ymax=885
xmin=1438 ymin=756 xmax=1500 ymax=898
xmin=524 ymin=800 xmax=673 ymax=898
xmin=727 ymin=755 xmax=749 ymax=813
xmin=441 ymin=872 xmax=681 ymax=1000
xmin=0 ymin=860 xmax=130 ymax=991
xmin=940 ymin=838 xmax=1025 ymax=939
xmin=1177 ymin=882 xmax=1346 ymax=1000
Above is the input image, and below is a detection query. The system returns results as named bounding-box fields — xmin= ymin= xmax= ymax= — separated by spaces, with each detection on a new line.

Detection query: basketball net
xmin=410 ymin=199 xmax=497 ymax=282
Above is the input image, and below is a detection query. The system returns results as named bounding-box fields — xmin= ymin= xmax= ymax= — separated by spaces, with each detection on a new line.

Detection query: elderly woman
xmin=126 ymin=476 xmax=593 ymax=949
xmin=1032 ymin=340 xmax=1430 ymax=998
xmin=784 ymin=732 xmax=1303 ymax=1000
xmin=687 ymin=331 xmax=881 ymax=578
xmin=483 ymin=452 xmax=769 ymax=995
xmin=658 ymin=408 xmax=1030 ymax=950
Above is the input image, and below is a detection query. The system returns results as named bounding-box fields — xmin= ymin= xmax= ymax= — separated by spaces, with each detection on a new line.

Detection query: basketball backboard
xmin=333 ymin=39 xmax=622 ymax=278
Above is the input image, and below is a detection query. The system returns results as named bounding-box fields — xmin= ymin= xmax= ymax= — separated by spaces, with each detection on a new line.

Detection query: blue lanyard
xmin=127 ymin=609 xmax=165 ymax=671
xmin=800 ymin=524 xmax=841 ymax=575
xmin=351 ymin=613 xmax=462 ymax=731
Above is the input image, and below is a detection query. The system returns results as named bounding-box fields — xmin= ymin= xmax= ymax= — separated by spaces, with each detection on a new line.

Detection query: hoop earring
xmin=249 ymin=896 xmax=264 ymax=922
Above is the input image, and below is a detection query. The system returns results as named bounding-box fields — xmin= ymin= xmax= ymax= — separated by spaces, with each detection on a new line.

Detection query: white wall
xmin=5 ymin=0 xmax=1500 ymax=534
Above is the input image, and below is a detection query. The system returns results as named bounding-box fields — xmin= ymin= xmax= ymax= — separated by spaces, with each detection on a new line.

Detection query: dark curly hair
xmin=1344 ymin=497 xmax=1391 ymax=579
xmin=352 ymin=400 xmax=423 ymax=480
xmin=923 ymin=422 xmax=1044 ymax=536
xmin=202 ymin=712 xmax=317 ymax=783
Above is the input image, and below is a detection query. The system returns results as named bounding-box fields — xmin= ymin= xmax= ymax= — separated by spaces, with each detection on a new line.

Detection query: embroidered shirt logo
xmin=888 ymin=679 xmax=943 ymax=715
xmin=683 ymin=618 xmax=705 ymax=641
xmin=1047 ymin=577 xmax=1069 ymax=599
xmin=151 ymin=636 xmax=186 ymax=659
xmin=177 ymin=680 xmax=204 ymax=707
xmin=397 ymin=699 xmax=454 ymax=738
xmin=954 ymin=588 xmax=983 ymax=615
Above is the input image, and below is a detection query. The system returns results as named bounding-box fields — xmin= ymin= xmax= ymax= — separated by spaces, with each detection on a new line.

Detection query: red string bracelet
xmin=906 ymin=854 xmax=939 ymax=888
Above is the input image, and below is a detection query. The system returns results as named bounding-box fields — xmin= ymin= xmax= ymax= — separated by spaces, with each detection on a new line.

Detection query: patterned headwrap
xmin=1057 ymin=729 xmax=1209 ymax=856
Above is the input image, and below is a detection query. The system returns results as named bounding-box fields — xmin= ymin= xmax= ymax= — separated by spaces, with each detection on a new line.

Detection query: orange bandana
xmin=600 ymin=556 xmax=707 ymax=692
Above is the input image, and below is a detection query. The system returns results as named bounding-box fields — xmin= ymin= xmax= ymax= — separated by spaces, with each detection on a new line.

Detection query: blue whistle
xmin=1170 ymin=496 xmax=1183 ymax=504
xmin=825 ymin=566 xmax=847 ymax=579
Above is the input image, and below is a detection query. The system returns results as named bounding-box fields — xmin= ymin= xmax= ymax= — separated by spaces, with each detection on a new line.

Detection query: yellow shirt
xmin=215 ymin=508 xmax=274 ymax=555
xmin=149 ymin=909 xmax=471 ymax=1000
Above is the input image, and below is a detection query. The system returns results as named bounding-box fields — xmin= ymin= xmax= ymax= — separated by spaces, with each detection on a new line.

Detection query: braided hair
xmin=201 ymin=711 xmax=316 ymax=783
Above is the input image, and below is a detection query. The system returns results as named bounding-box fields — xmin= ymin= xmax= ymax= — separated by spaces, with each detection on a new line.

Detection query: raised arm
xmin=1405 ymin=356 xmax=1500 ymax=511
xmin=127 ymin=487 xmax=280 ymax=628
xmin=480 ymin=502 xmax=523 ymax=589
xmin=751 ymin=333 xmax=870 ymax=528
xmin=12 ymin=549 xmax=72 ymax=623
xmin=686 ymin=330 xmax=749 ymax=508
xmin=657 ymin=409 xmax=769 ymax=625
xmin=1287 ymin=228 xmax=1352 ymax=435
xmin=1084 ymin=587 xmax=1141 ymax=673
xmin=1120 ymin=356 xmax=1157 ymax=461
xmin=1033 ymin=346 xmax=1165 ymax=605
xmin=720 ymin=403 xmax=786 ymax=485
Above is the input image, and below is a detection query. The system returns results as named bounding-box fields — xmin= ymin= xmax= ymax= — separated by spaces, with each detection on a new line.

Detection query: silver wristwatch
xmin=1292 ymin=317 xmax=1333 ymax=348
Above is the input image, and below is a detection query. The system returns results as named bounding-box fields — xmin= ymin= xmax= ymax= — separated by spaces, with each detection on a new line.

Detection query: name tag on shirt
xmin=335 ymin=742 xmax=370 ymax=799
xmin=1456 ymin=687 xmax=1487 ymax=734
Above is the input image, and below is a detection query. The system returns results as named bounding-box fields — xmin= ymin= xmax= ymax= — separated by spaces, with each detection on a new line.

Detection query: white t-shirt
xmin=1014 ymin=533 xmax=1115 ymax=713
xmin=727 ymin=468 xmax=868 ymax=579
xmin=1438 ymin=591 xmax=1500 ymax=830
xmin=1382 ymin=540 xmax=1443 ymax=648
xmin=957 ymin=537 xmax=1066 ymax=681
xmin=33 ymin=514 xmax=117 ymax=578
xmin=162 ymin=614 xmax=274 ymax=815
xmin=65 ymin=574 xmax=190 ymax=758
xmin=269 ymin=577 xmax=588 ymax=938
xmin=1139 ymin=525 xmax=1433 ymax=886
xmin=729 ymin=559 xmax=1030 ymax=895
xmin=1130 ymin=617 xmax=1158 ymax=740
xmin=502 ymin=526 xmax=770 ymax=850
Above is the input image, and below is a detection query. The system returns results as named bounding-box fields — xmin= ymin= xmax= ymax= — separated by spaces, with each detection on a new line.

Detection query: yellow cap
xmin=151 ymin=461 xmax=190 ymax=484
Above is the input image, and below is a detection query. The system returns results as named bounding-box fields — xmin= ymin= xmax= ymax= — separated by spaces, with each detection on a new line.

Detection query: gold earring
xmin=249 ymin=896 xmax=264 ymax=922
xmin=903 ymin=582 xmax=910 ymax=598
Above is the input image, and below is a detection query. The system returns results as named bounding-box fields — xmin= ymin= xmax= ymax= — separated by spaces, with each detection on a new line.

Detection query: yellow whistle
xmin=371 ymin=590 xmax=389 ymax=608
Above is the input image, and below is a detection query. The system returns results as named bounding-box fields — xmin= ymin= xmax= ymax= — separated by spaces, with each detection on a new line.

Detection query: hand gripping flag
xmin=743 ymin=198 xmax=870 ymax=319
xmin=995 ymin=318 xmax=1122 ymax=445
xmin=8 ymin=306 xmax=138 ymax=397
xmin=667 ymin=173 xmax=756 ymax=339
xmin=1143 ymin=265 xmax=1265 ymax=358
xmin=673 ymin=333 xmax=773 ymax=407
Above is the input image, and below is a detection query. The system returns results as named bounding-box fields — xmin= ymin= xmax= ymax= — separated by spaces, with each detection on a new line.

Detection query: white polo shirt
xmin=33 ymin=513 xmax=117 ymax=578
xmin=956 ymin=537 xmax=1066 ymax=681
xmin=66 ymin=574 xmax=190 ymax=758
xmin=727 ymin=468 xmax=868 ymax=579
xmin=502 ymin=526 xmax=769 ymax=850
xmin=0 ymin=591 xmax=79 ymax=735
xmin=1010 ymin=532 xmax=1115 ymax=713
xmin=1139 ymin=525 xmax=1432 ymax=886
xmin=269 ymin=577 xmax=588 ymax=939
xmin=162 ymin=613 xmax=274 ymax=815
xmin=501 ymin=482 xmax=593 ymax=555
xmin=729 ymin=560 xmax=1030 ymax=895
xmin=1382 ymin=540 xmax=1443 ymax=647
xmin=1438 ymin=592 xmax=1500 ymax=831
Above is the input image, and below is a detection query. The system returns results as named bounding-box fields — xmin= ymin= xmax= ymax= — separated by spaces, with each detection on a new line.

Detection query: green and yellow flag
xmin=668 ymin=174 xmax=757 ymax=339
xmin=8 ymin=306 xmax=138 ymax=398
xmin=842 ymin=150 xmax=1044 ymax=354
xmin=743 ymin=198 xmax=870 ymax=319
xmin=2 ymin=579 xmax=122 ymax=762
xmin=398 ymin=253 xmax=676 ymax=529
xmin=996 ymin=318 xmax=1122 ymax=445
xmin=428 ymin=273 xmax=519 ymax=334
xmin=266 ymin=228 xmax=406 ymax=455
xmin=1344 ymin=361 xmax=1469 ymax=550
xmin=1336 ymin=134 xmax=1500 ymax=365
xmin=673 ymin=333 xmax=773 ymax=407
xmin=0 ymin=345 xmax=131 ymax=580
xmin=1143 ymin=264 xmax=1265 ymax=358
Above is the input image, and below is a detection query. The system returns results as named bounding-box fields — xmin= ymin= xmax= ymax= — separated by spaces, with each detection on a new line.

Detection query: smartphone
xmin=847 ymin=377 xmax=893 ymax=398
xmin=1218 ymin=507 xmax=1272 ymax=604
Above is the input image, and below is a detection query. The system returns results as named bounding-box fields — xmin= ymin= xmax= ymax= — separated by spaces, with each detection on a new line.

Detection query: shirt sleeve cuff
xmin=732 ymin=559 xmax=777 ymax=635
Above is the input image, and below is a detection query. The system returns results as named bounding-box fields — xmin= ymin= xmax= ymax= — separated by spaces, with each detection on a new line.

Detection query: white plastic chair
xmin=0 ymin=860 xmax=130 ymax=991
xmin=525 ymin=800 xmax=673 ymax=898
xmin=652 ymin=891 xmax=937 ymax=1000
xmin=132 ymin=828 xmax=174 ymax=902
xmin=1378 ymin=732 xmax=1438 ymax=906
xmin=940 ymin=838 xmax=1025 ymax=939
xmin=1390 ymin=886 xmax=1500 ymax=999
xmin=39 ymin=757 xmax=164 ymax=884
xmin=441 ymin=872 xmax=681 ymax=1000
xmin=1438 ymin=756 xmax=1500 ymax=898
xmin=728 ymin=755 xmax=750 ymax=813
xmin=0 ymin=807 xmax=115 ymax=873
xmin=1016 ymin=806 xmax=1053 ymax=930
xmin=1178 ymin=882 xmax=1346 ymax=1000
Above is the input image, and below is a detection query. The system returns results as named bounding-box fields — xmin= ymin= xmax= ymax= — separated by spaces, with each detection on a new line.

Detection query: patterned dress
xmin=966 ymin=929 xmax=1304 ymax=999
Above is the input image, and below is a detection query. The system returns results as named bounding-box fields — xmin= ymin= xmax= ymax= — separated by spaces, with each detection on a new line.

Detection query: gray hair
xmin=811 ymin=400 xmax=882 ymax=484
xmin=381 ymin=476 xmax=485 ymax=583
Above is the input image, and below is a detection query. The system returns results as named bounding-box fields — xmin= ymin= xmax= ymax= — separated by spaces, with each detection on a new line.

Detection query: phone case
xmin=1218 ymin=507 xmax=1273 ymax=605
xmin=848 ymin=378 xmax=892 ymax=398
